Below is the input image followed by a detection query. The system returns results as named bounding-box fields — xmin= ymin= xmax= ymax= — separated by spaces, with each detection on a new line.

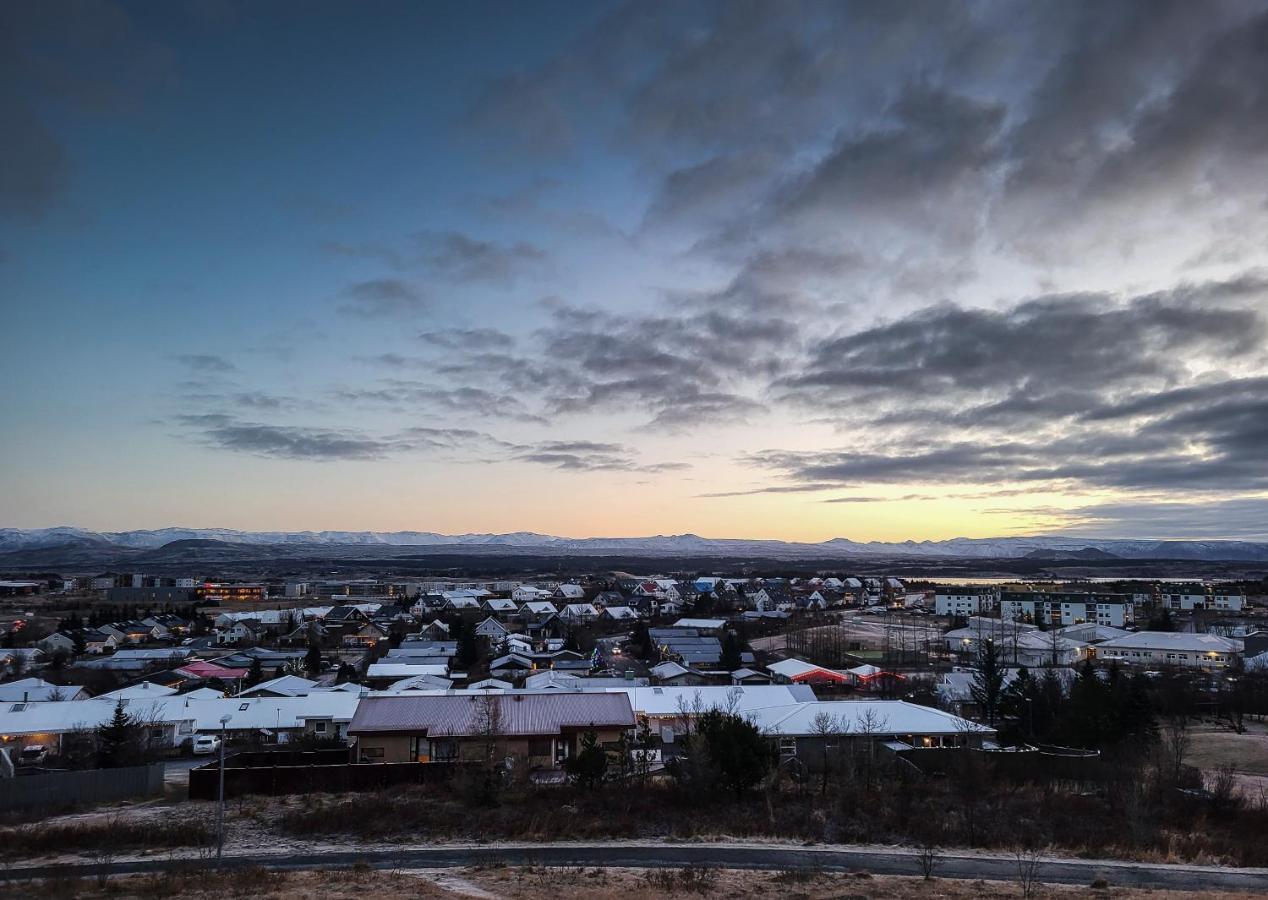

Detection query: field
xmin=1187 ymin=724 xmax=1268 ymax=776
xmin=22 ymin=865 xmax=1268 ymax=900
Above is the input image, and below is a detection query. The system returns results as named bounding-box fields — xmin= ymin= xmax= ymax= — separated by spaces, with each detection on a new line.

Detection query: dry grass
xmin=0 ymin=815 xmax=214 ymax=859
xmin=1188 ymin=730 xmax=1268 ymax=776
xmin=38 ymin=867 xmax=1268 ymax=900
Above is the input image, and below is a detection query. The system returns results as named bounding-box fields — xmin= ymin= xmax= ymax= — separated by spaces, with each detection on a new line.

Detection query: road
xmin=2 ymin=841 xmax=1266 ymax=891
xmin=162 ymin=757 xmax=205 ymax=787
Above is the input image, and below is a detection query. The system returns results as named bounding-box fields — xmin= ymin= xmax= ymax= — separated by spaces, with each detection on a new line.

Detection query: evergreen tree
xmin=969 ymin=639 xmax=1006 ymax=725
xmin=720 ymin=631 xmax=743 ymax=671
xmin=336 ymin=662 xmax=357 ymax=684
xmin=245 ymin=657 xmax=264 ymax=688
xmin=304 ymin=641 xmax=323 ymax=677
xmin=96 ymin=700 xmax=142 ymax=768
xmin=565 ymin=730 xmax=608 ymax=789
xmin=692 ymin=709 xmax=773 ymax=798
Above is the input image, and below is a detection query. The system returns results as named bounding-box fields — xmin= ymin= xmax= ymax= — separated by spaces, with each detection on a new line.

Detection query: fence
xmin=188 ymin=752 xmax=467 ymax=800
xmin=0 ymin=762 xmax=165 ymax=812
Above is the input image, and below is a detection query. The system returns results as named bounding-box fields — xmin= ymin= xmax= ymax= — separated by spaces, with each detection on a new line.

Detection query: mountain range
xmin=3 ymin=526 xmax=1268 ymax=561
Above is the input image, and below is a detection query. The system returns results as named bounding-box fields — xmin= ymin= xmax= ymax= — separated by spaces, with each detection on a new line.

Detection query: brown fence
xmin=188 ymin=753 xmax=466 ymax=800
xmin=0 ymin=763 xmax=165 ymax=812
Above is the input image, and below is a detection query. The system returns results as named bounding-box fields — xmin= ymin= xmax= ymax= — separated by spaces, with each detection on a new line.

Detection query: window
xmin=430 ymin=738 xmax=459 ymax=762
xmin=361 ymin=747 xmax=384 ymax=761
xmin=239 ymin=703 xmax=249 ymax=711
xmin=9 ymin=703 xmax=25 ymax=712
xmin=779 ymin=737 xmax=797 ymax=758
xmin=313 ymin=721 xmax=327 ymax=734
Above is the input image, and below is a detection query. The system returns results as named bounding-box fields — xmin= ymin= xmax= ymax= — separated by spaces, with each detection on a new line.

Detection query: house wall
xmin=1098 ymin=646 xmax=1238 ymax=669
xmin=353 ymin=727 xmax=627 ymax=766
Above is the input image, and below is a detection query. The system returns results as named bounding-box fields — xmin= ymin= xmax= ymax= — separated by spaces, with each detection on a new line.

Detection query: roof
xmin=0 ymin=692 xmax=362 ymax=736
xmin=0 ymin=678 xmax=84 ymax=702
xmin=672 ymin=618 xmax=727 ymax=630
xmin=1097 ymin=631 xmax=1243 ymax=653
xmin=650 ymin=661 xmax=692 ymax=679
xmin=366 ymin=663 xmax=449 ymax=679
xmin=348 ymin=692 xmax=635 ymax=736
xmin=606 ymin=684 xmax=815 ymax=717
xmin=768 ymin=658 xmax=848 ymax=682
xmin=177 ymin=661 xmax=250 ymax=679
xmin=237 ymin=675 xmax=318 ymax=697
xmin=97 ymin=682 xmax=179 ymax=700
xmin=748 ymin=699 xmax=992 ymax=736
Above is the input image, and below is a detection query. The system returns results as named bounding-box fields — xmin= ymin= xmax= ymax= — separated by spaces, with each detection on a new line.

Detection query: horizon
xmin=4 ymin=2 xmax=1268 ymax=542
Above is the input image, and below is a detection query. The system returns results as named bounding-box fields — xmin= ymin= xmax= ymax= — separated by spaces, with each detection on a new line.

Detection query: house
xmin=221 ymin=619 xmax=266 ymax=646
xmin=81 ymin=630 xmax=119 ymax=654
xmin=237 ymin=675 xmax=320 ymax=698
xmin=340 ymin=620 xmax=388 ymax=648
xmin=512 ymin=585 xmax=549 ymax=604
xmin=488 ymin=653 xmax=535 ymax=678
xmin=386 ymin=673 xmax=454 ymax=692
xmin=610 ymin=684 xmax=815 ymax=736
xmin=348 ymin=692 xmax=636 ymax=766
xmin=601 ymin=606 xmax=640 ymax=622
xmin=559 ymin=603 xmax=600 ymax=623
xmin=729 ymin=667 xmax=770 ymax=685
xmin=467 ymin=678 xmax=514 ymax=691
xmin=520 ymin=600 xmax=559 ymax=618
xmin=365 ymin=663 xmax=449 ymax=688
xmin=752 ymin=699 xmax=993 ymax=764
xmin=649 ymin=660 xmax=709 ymax=686
xmin=177 ymin=659 xmax=250 ymax=682
xmin=414 ymin=620 xmax=451 ymax=641
xmin=648 ymin=627 xmax=722 ymax=666
xmin=443 ymin=595 xmax=482 ymax=612
xmin=474 ymin=616 xmax=510 ymax=640
xmin=670 ymin=618 xmax=727 ymax=634
xmin=484 ymin=598 xmax=519 ymax=615
xmin=97 ymin=682 xmax=179 ymax=701
xmin=0 ymin=677 xmax=89 ymax=702
xmin=554 ymin=584 xmax=587 ymax=601
xmin=36 ymin=632 xmax=78 ymax=655
xmin=1095 ymin=632 xmax=1243 ymax=669
xmin=767 ymin=658 xmax=850 ymax=685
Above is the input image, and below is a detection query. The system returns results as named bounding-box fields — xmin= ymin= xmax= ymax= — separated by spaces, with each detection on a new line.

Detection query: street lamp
xmin=216 ymin=713 xmax=231 ymax=864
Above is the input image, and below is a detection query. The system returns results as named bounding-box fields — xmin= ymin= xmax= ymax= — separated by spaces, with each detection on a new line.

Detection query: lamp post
xmin=216 ymin=713 xmax=231 ymax=864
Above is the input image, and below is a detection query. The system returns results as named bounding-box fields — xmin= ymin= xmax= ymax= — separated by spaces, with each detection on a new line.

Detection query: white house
xmin=559 ymin=603 xmax=600 ymax=623
xmin=554 ymin=584 xmax=586 ymax=601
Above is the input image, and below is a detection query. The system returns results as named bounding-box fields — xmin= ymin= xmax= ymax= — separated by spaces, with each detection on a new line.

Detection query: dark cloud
xmin=515 ymin=439 xmax=689 ymax=474
xmin=325 ymin=232 xmax=547 ymax=287
xmin=1058 ymin=497 xmax=1268 ymax=541
xmin=177 ymin=415 xmax=391 ymax=461
xmin=335 ymin=381 xmax=545 ymax=423
xmin=175 ymin=354 xmax=237 ymax=373
xmin=418 ymin=328 xmax=516 ymax=350
xmin=337 ymin=279 xmax=428 ymax=319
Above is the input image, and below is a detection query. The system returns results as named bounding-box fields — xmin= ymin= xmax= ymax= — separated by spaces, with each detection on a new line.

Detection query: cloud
xmin=337 ymin=279 xmax=428 ymax=318
xmin=175 ymin=354 xmax=237 ymax=373
xmin=1057 ymin=497 xmax=1268 ymax=541
xmin=325 ymin=231 xmax=547 ymax=287
xmin=515 ymin=440 xmax=689 ymax=474
xmin=418 ymin=327 xmax=516 ymax=350
xmin=177 ymin=415 xmax=391 ymax=461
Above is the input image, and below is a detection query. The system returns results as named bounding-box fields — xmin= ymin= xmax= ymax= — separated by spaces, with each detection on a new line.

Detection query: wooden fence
xmin=0 ymin=762 xmax=165 ymax=811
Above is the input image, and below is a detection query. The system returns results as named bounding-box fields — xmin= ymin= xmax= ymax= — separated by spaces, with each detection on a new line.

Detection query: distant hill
xmin=2 ymin=526 xmax=1267 ymax=563
xmin=1024 ymin=547 xmax=1122 ymax=560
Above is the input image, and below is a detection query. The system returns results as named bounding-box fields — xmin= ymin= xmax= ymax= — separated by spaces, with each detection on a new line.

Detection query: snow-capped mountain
xmin=1 ymin=527 xmax=1267 ymax=560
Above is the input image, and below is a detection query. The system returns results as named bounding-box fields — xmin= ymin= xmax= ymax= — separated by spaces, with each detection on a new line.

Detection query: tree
xmin=304 ymin=642 xmax=323 ymax=678
xmin=245 ymin=658 xmax=264 ymax=688
xmin=720 ymin=631 xmax=743 ymax=672
xmin=566 ymin=729 xmax=608 ymax=789
xmin=336 ymin=662 xmax=357 ymax=684
xmin=96 ymin=700 xmax=143 ymax=768
xmin=809 ymin=710 xmax=847 ymax=795
xmin=691 ymin=709 xmax=773 ymax=799
xmin=969 ymin=639 xmax=1006 ymax=726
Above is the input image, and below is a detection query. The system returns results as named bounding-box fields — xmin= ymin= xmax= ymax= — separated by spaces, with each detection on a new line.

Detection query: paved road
xmin=161 ymin=757 xmax=205 ymax=786
xmin=3 ymin=842 xmax=1265 ymax=891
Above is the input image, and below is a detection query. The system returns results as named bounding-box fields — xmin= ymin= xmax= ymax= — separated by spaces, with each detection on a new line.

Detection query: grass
xmin=0 ymin=815 xmax=214 ymax=859
xmin=1187 ymin=730 xmax=1268 ymax=775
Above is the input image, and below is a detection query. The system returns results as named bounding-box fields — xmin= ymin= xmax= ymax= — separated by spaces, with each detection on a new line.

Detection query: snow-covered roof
xmin=236 ymin=675 xmax=318 ymax=697
xmin=603 ymin=606 xmax=640 ymax=620
xmin=97 ymin=682 xmax=179 ymax=700
xmin=672 ymin=618 xmax=727 ymax=630
xmin=367 ymin=663 xmax=449 ymax=679
xmin=1097 ymin=631 xmax=1242 ymax=653
xmin=0 ymin=693 xmax=361 ymax=736
xmin=767 ymin=658 xmax=846 ymax=680
xmin=748 ymin=700 xmax=991 ymax=736
xmin=604 ymin=684 xmax=814 ymax=717
xmin=0 ymin=678 xmax=86 ymax=702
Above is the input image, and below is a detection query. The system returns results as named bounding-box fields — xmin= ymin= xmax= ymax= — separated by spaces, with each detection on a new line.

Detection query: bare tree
xmin=1014 ymin=846 xmax=1045 ymax=900
xmin=915 ymin=842 xmax=942 ymax=881
xmin=1159 ymin=716 xmax=1190 ymax=786
xmin=809 ymin=710 xmax=847 ymax=796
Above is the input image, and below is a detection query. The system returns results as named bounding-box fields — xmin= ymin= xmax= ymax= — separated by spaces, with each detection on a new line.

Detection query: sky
xmin=3 ymin=0 xmax=1268 ymax=543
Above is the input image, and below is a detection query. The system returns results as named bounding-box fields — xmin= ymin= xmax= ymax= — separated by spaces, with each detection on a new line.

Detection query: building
xmin=934 ymin=587 xmax=998 ymax=617
xmin=1156 ymin=584 xmax=1247 ymax=612
xmin=196 ymin=582 xmax=265 ymax=603
xmin=347 ymin=692 xmax=635 ymax=766
xmin=1095 ymin=632 xmax=1243 ymax=669
xmin=999 ymin=589 xmax=1135 ymax=627
xmin=767 ymin=658 xmax=850 ymax=685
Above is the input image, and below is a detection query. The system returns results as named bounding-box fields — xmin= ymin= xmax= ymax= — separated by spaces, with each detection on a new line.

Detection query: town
xmin=1 ymin=566 xmax=1266 ymax=892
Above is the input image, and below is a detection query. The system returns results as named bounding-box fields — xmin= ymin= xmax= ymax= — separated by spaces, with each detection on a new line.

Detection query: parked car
xmin=192 ymin=735 xmax=222 ymax=755
xmin=18 ymin=744 xmax=48 ymax=766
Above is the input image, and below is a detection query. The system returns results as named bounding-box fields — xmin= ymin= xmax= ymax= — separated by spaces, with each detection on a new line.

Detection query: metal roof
xmin=348 ymin=692 xmax=634 ymax=736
